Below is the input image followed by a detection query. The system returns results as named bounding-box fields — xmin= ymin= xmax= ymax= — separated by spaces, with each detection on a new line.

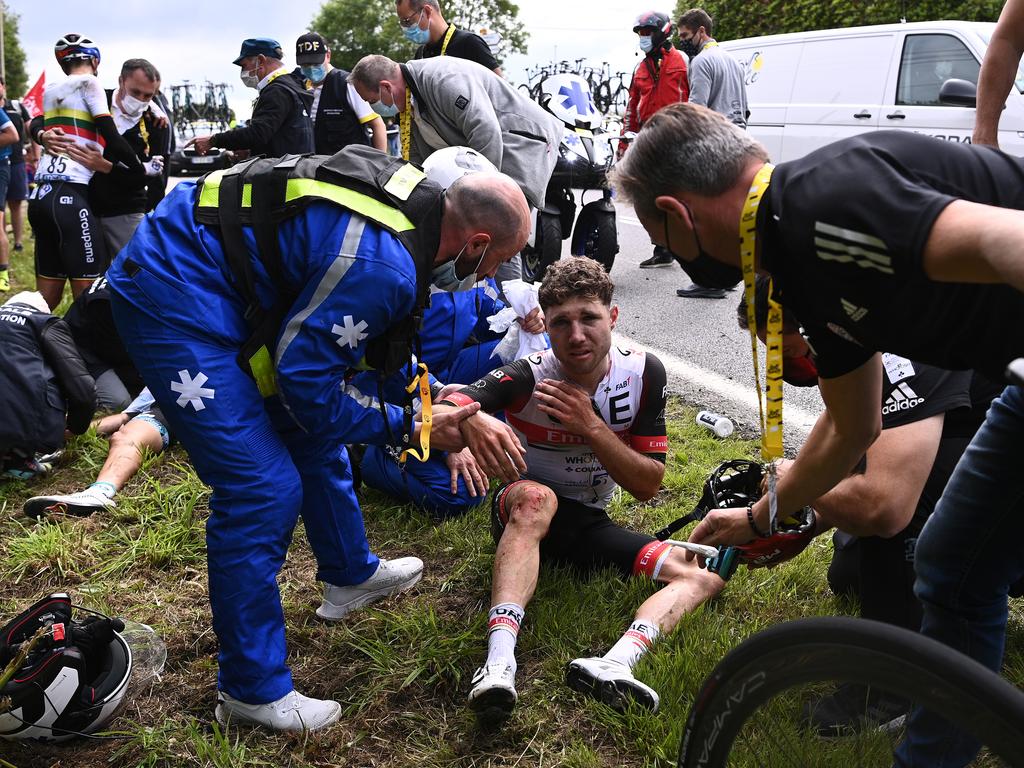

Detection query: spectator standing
xmin=670 ymin=7 xmax=749 ymax=300
xmin=396 ymin=0 xmax=502 ymax=75
xmin=186 ymin=38 xmax=313 ymax=159
xmin=626 ymin=11 xmax=689 ymax=272
xmin=75 ymin=59 xmax=167 ymax=255
xmin=1 ymin=78 xmax=36 ymax=259
xmin=294 ymin=32 xmax=386 ymax=154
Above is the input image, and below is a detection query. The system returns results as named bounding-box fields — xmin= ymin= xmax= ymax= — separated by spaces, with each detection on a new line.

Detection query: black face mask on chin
xmin=663 ymin=208 xmax=743 ymax=289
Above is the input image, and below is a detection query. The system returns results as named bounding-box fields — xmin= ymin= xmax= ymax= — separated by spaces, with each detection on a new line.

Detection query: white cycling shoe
xmin=468 ymin=662 xmax=517 ymax=723
xmin=24 ymin=486 xmax=114 ymax=518
xmin=316 ymin=557 xmax=424 ymax=621
xmin=215 ymin=690 xmax=341 ymax=732
xmin=566 ymin=656 xmax=660 ymax=713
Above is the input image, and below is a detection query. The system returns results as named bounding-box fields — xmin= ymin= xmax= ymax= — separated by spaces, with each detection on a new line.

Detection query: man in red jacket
xmin=624 ymin=12 xmax=693 ymax=272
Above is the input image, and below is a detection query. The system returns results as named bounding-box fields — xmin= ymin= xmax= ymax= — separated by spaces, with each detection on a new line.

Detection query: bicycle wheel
xmin=678 ymin=617 xmax=1024 ymax=767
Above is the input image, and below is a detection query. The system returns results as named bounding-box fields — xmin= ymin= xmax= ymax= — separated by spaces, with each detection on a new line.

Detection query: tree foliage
xmin=671 ymin=0 xmax=1003 ymax=41
xmin=2 ymin=6 xmax=28 ymax=98
xmin=310 ymin=0 xmax=527 ymax=71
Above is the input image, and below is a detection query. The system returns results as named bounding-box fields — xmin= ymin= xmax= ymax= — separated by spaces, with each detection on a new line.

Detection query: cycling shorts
xmin=28 ymin=180 xmax=108 ymax=280
xmin=491 ymin=480 xmax=661 ymax=579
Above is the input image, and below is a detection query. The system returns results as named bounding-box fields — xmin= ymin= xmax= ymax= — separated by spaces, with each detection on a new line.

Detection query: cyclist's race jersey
xmin=446 ymin=345 xmax=668 ymax=508
xmin=36 ymin=74 xmax=110 ymax=185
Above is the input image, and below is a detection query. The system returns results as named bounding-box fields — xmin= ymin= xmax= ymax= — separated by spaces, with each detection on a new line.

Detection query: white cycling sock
xmin=484 ymin=602 xmax=524 ymax=670
xmin=603 ymin=620 xmax=661 ymax=669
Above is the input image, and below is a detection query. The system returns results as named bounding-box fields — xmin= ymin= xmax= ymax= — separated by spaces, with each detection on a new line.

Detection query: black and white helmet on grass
xmin=0 ymin=593 xmax=131 ymax=742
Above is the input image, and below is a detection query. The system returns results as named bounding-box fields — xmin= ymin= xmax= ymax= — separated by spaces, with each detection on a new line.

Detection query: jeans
xmin=896 ymin=384 xmax=1024 ymax=766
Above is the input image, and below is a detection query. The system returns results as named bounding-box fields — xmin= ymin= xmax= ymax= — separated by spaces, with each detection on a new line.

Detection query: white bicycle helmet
xmin=0 ymin=594 xmax=132 ymax=742
xmin=421 ymin=146 xmax=499 ymax=189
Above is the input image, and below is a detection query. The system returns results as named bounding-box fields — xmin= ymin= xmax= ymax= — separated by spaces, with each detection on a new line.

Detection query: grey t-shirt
xmin=688 ymin=42 xmax=748 ymax=128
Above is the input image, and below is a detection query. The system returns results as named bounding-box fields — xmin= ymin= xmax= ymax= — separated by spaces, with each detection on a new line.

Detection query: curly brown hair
xmin=538 ymin=257 xmax=613 ymax=311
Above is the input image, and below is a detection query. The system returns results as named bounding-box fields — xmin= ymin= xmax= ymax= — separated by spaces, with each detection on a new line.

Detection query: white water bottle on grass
xmin=696 ymin=410 xmax=734 ymax=438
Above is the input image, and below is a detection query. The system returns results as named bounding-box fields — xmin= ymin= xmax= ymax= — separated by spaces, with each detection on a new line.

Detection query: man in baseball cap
xmin=294 ymin=32 xmax=386 ymax=154
xmin=186 ymin=36 xmax=313 ymax=158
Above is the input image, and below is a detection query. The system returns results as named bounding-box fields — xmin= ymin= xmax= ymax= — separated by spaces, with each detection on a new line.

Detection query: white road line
xmin=613 ymin=332 xmax=821 ymax=440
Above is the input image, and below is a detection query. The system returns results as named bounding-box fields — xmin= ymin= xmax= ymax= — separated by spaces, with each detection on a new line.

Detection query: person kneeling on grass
xmin=439 ymin=257 xmax=726 ymax=722
xmin=24 ymin=388 xmax=171 ymax=518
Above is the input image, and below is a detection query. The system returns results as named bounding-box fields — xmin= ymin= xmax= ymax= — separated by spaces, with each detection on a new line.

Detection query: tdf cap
xmin=296 ymin=32 xmax=328 ymax=66
xmin=233 ymin=38 xmax=284 ymax=66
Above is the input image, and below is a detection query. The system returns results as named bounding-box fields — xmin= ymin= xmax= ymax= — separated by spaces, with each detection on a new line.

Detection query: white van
xmin=719 ymin=20 xmax=1024 ymax=161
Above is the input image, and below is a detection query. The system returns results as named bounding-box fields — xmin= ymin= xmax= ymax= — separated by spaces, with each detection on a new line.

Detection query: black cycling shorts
xmin=491 ymin=480 xmax=656 ymax=578
xmin=28 ymin=180 xmax=108 ymax=281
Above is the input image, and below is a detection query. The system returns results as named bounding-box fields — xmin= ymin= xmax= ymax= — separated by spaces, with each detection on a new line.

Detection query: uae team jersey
xmin=36 ymin=74 xmax=111 ymax=185
xmin=445 ymin=345 xmax=668 ymax=508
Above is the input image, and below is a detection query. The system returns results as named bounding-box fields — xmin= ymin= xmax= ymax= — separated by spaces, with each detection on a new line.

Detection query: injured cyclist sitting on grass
xmin=437 ymin=257 xmax=726 ymax=722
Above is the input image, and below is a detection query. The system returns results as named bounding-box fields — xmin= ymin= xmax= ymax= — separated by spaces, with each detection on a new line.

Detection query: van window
xmin=792 ymin=36 xmax=893 ymax=103
xmin=897 ymin=34 xmax=980 ymax=106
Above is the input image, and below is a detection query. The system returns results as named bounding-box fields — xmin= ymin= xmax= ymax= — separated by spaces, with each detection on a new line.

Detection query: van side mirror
xmin=938 ymin=78 xmax=977 ymax=108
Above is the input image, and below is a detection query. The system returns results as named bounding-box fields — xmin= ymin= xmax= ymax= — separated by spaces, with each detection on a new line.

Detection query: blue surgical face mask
xmin=432 ymin=241 xmax=489 ymax=292
xmin=301 ymin=64 xmax=328 ymax=83
xmin=370 ymin=86 xmax=399 ymax=118
xmin=638 ymin=36 xmax=654 ymax=54
xmin=402 ymin=20 xmax=431 ymax=45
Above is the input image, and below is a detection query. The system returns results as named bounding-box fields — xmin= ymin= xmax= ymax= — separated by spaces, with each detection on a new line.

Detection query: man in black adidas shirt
xmin=613 ymin=103 xmax=1024 ymax=766
xmin=395 ymin=0 xmax=502 ymax=76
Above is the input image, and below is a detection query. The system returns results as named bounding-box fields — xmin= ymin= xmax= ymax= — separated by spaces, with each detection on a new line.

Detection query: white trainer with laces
xmin=215 ymin=690 xmax=341 ymax=732
xmin=24 ymin=487 xmax=115 ymax=518
xmin=467 ymin=662 xmax=517 ymax=722
xmin=316 ymin=556 xmax=424 ymax=621
xmin=566 ymin=656 xmax=660 ymax=713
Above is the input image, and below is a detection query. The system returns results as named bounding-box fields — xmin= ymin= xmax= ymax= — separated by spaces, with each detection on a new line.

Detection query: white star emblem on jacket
xmin=170 ymin=369 xmax=215 ymax=411
xmin=332 ymin=315 xmax=369 ymax=349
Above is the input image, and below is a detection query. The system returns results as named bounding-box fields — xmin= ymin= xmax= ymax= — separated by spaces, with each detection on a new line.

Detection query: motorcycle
xmin=521 ymin=72 xmax=620 ymax=283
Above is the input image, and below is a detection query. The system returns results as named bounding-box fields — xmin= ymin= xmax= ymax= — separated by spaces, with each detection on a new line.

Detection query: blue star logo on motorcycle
xmin=558 ymin=82 xmax=594 ymax=116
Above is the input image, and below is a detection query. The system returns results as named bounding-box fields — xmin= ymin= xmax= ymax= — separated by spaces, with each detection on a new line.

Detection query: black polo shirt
xmin=415 ymin=25 xmax=498 ymax=70
xmin=760 ymin=131 xmax=1024 ymax=382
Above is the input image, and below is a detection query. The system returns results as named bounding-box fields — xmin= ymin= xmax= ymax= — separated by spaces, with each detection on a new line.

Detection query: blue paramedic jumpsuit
xmin=106 ymin=181 xmax=419 ymax=704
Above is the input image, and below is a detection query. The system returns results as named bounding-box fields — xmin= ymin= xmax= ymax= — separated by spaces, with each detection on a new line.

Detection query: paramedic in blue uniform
xmin=105 ymin=150 xmax=531 ymax=732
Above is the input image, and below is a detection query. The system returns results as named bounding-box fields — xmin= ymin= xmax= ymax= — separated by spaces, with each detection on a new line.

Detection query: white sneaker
xmin=214 ymin=690 xmax=341 ymax=732
xmin=24 ymin=487 xmax=115 ymax=518
xmin=468 ymin=662 xmax=517 ymax=722
xmin=566 ymin=656 xmax=660 ymax=713
xmin=316 ymin=557 xmax=424 ymax=621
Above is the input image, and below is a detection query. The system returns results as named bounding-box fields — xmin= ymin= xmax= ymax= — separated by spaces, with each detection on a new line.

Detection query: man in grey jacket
xmin=350 ymin=55 xmax=563 ymax=285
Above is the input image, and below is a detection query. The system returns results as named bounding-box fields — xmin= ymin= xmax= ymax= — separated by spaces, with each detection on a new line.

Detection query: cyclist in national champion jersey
xmin=440 ymin=257 xmax=725 ymax=723
xmin=28 ymin=34 xmax=143 ymax=309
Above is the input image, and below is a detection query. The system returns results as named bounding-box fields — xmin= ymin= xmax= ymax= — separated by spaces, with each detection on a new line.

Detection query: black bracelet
xmin=747 ymin=503 xmax=771 ymax=538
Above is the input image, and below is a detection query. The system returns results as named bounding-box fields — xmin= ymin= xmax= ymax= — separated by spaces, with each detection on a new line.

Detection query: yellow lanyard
xmin=740 ymin=163 xmax=783 ymax=462
xmin=400 ymin=363 xmax=432 ymax=463
xmin=137 ymin=114 xmax=150 ymax=156
xmin=400 ymin=89 xmax=412 ymax=161
xmin=440 ymin=24 xmax=457 ymax=55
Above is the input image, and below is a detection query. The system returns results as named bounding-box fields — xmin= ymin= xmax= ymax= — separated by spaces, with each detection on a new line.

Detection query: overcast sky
xmin=9 ymin=0 xmax=647 ymax=122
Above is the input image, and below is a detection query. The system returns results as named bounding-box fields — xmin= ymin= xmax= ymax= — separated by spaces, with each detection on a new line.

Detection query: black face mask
xmin=679 ymin=36 xmax=701 ymax=59
xmin=664 ymin=208 xmax=743 ymax=289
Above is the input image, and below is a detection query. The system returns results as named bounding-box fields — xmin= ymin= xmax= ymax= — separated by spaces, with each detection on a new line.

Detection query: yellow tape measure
xmin=440 ymin=24 xmax=456 ymax=56
xmin=400 ymin=363 xmax=432 ymax=463
xmin=400 ymin=89 xmax=412 ymax=162
xmin=739 ymin=163 xmax=783 ymax=462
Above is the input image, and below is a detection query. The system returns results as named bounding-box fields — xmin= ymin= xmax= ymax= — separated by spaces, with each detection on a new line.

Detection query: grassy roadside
xmin=1 ymin=242 xmax=1021 ymax=767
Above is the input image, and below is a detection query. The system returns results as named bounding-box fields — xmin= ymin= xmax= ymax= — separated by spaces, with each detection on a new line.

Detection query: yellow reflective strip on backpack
xmin=241 ymin=183 xmax=252 ymax=208
xmin=197 ymin=169 xmax=227 ymax=208
xmin=283 ymin=178 xmax=416 ymax=231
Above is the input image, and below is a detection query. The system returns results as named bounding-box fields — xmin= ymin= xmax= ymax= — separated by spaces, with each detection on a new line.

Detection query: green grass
xmin=1 ymin=241 xmax=1022 ymax=767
